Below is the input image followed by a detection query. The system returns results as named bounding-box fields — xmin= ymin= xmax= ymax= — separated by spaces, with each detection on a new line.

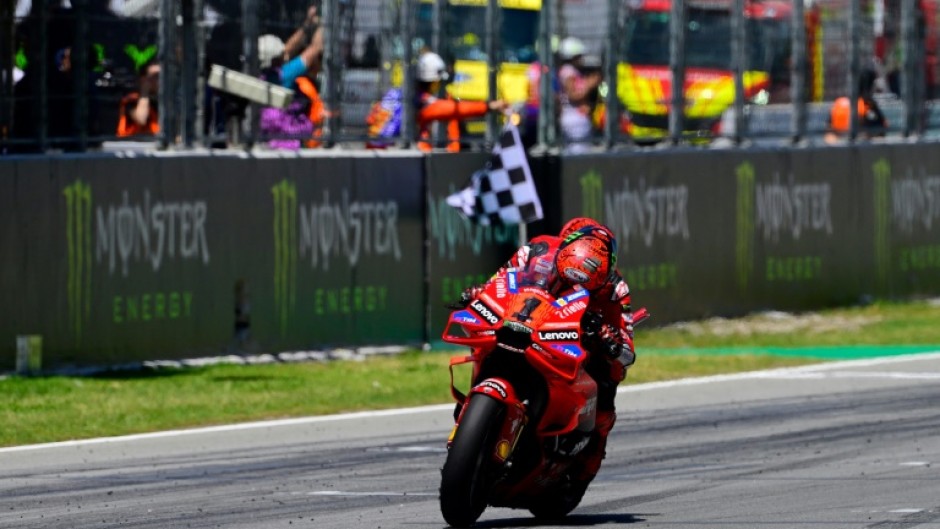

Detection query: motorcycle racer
xmin=454 ymin=216 xmax=636 ymax=502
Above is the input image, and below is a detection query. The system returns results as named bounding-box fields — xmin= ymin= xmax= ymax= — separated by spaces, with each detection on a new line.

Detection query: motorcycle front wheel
xmin=439 ymin=395 xmax=504 ymax=528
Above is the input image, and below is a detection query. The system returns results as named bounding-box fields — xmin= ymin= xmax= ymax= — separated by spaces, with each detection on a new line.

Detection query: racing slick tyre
xmin=439 ymin=395 xmax=504 ymax=527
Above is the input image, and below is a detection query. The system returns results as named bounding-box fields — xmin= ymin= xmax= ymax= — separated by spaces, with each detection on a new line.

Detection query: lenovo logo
xmin=470 ymin=300 xmax=500 ymax=325
xmin=537 ymin=330 xmax=580 ymax=341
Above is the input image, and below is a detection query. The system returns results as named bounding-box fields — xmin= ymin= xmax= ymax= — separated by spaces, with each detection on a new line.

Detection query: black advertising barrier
xmin=737 ymin=147 xmax=864 ymax=310
xmin=561 ymin=151 xmax=739 ymax=322
xmin=1 ymin=159 xmax=54 ymax=371
xmin=5 ymin=143 xmax=940 ymax=372
xmin=0 ymin=152 xmax=426 ymax=372
xmin=251 ymin=153 xmax=426 ymax=350
xmin=559 ymin=146 xmax=910 ymax=323
xmin=11 ymin=155 xmax=233 ymax=370
xmin=424 ymin=152 xmax=522 ymax=342
xmin=857 ymin=144 xmax=940 ymax=298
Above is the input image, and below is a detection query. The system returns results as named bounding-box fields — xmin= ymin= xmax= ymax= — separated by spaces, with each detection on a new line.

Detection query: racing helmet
xmin=554 ymin=228 xmax=616 ymax=291
xmin=560 ymin=216 xmax=601 ymax=239
xmin=417 ymin=52 xmax=449 ymax=83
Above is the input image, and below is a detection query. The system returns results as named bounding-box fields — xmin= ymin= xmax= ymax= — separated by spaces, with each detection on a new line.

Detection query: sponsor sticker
xmin=537 ymin=330 xmax=580 ymax=341
xmin=478 ymin=380 xmax=508 ymax=398
xmin=551 ymin=344 xmax=584 ymax=358
xmin=507 ymin=271 xmax=518 ymax=293
xmin=470 ymin=300 xmax=500 ymax=325
xmin=556 ymin=299 xmax=588 ymax=318
xmin=503 ymin=320 xmax=533 ymax=334
xmin=553 ymin=287 xmax=588 ymax=307
xmin=454 ymin=310 xmax=480 ymax=324
xmin=495 ymin=278 xmax=507 ymax=299
xmin=563 ymin=267 xmax=590 ymax=284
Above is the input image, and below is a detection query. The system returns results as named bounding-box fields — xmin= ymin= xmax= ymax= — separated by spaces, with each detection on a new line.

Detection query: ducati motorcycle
xmin=439 ymin=266 xmax=648 ymax=527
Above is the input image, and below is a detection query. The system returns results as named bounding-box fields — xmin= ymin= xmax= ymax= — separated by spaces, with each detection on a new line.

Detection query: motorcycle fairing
xmin=459 ymin=378 xmax=528 ymax=463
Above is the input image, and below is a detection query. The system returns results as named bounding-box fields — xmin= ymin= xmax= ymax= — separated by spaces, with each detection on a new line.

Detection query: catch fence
xmin=3 ymin=0 xmax=940 ymax=154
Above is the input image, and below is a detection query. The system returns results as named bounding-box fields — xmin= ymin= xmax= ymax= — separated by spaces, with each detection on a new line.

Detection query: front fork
xmin=449 ymin=355 xmax=528 ymax=464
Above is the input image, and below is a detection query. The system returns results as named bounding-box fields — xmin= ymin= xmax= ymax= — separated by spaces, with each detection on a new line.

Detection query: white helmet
xmin=258 ymin=34 xmax=285 ymax=68
xmin=417 ymin=52 xmax=448 ymax=82
xmin=558 ymin=37 xmax=586 ymax=61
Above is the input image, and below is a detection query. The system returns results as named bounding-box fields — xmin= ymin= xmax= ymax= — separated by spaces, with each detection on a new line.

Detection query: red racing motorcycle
xmin=439 ymin=266 xmax=648 ymax=527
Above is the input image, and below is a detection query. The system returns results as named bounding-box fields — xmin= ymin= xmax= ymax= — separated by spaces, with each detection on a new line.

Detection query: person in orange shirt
xmin=116 ymin=60 xmax=160 ymax=138
xmin=825 ymin=68 xmax=887 ymax=144
xmin=414 ymin=51 xmax=508 ymax=152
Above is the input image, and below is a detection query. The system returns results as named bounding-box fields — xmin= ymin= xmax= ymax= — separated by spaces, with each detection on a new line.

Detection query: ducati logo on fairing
xmin=538 ymin=330 xmax=580 ymax=341
xmin=470 ymin=300 xmax=500 ymax=325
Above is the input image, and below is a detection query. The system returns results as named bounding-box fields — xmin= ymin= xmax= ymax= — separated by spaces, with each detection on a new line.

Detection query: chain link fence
xmin=3 ymin=0 xmax=940 ymax=155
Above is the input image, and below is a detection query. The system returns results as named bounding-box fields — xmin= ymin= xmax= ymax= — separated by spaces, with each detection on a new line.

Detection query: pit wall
xmin=1 ymin=146 xmax=938 ymax=371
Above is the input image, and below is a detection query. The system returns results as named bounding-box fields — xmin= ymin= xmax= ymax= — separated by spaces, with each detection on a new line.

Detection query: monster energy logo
xmin=873 ymin=158 xmax=891 ymax=293
xmin=580 ymin=170 xmax=604 ymax=220
xmin=736 ymin=162 xmax=755 ymax=291
xmin=64 ymin=180 xmax=93 ymax=344
xmin=124 ymin=44 xmax=158 ymax=72
xmin=272 ymin=180 xmax=298 ymax=338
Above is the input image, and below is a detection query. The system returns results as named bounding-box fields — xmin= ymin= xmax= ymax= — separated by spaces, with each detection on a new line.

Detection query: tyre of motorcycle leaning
xmin=439 ymin=395 xmax=504 ymax=527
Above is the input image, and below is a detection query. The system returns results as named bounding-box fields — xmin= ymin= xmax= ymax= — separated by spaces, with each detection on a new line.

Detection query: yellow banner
xmin=447 ymin=60 xmax=530 ymax=103
xmin=425 ymin=0 xmax=542 ymax=10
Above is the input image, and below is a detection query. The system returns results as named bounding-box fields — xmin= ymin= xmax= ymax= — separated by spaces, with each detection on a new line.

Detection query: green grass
xmin=639 ymin=299 xmax=940 ymax=352
xmin=2 ymin=299 xmax=938 ymax=448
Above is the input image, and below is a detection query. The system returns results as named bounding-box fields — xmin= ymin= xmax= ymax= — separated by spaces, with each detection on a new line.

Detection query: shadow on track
xmin=466 ymin=513 xmax=646 ymax=527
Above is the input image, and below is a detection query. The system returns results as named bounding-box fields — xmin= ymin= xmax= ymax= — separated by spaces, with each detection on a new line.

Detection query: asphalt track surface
xmin=2 ymin=353 xmax=939 ymax=529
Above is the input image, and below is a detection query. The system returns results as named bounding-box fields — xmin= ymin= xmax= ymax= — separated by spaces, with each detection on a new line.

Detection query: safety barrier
xmin=2 ymin=145 xmax=939 ymax=371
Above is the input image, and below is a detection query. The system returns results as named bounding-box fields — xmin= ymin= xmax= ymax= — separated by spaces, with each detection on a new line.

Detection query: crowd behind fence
xmin=3 ymin=0 xmax=940 ymax=155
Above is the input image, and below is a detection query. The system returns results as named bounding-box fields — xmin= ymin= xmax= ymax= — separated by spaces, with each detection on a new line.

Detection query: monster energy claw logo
xmin=580 ymin=170 xmax=604 ymax=220
xmin=736 ymin=162 xmax=755 ymax=292
xmin=873 ymin=158 xmax=891 ymax=293
xmin=272 ymin=180 xmax=298 ymax=338
xmin=64 ymin=180 xmax=93 ymax=343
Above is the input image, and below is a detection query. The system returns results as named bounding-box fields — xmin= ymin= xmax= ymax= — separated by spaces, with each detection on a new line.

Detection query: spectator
xmin=256 ymin=5 xmax=326 ymax=149
xmin=415 ymin=51 xmax=508 ymax=151
xmin=825 ymin=68 xmax=887 ymax=144
xmin=522 ymin=55 xmax=557 ymax=149
xmin=557 ymin=37 xmax=602 ymax=153
xmin=280 ymin=5 xmax=324 ymax=90
xmin=116 ymin=59 xmax=160 ymax=138
xmin=366 ymin=50 xmax=507 ymax=151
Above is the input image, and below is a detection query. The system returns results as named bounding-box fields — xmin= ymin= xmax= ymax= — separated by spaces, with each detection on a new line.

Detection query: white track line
xmin=3 ymin=351 xmax=938 ymax=454
xmin=618 ymin=351 xmax=940 ymax=393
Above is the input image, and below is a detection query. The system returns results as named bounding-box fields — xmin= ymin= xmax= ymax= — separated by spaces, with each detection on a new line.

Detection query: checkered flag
xmin=446 ymin=123 xmax=544 ymax=226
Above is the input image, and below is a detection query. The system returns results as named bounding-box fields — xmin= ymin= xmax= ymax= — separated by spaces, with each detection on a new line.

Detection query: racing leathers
xmin=457 ymin=233 xmax=635 ymax=495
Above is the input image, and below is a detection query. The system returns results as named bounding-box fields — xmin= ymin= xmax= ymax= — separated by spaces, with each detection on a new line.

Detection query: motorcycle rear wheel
xmin=439 ymin=395 xmax=504 ymax=528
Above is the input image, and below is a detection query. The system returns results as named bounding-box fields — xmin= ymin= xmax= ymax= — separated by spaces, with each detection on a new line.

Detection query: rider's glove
xmin=449 ymin=284 xmax=485 ymax=309
xmin=598 ymin=323 xmax=628 ymax=360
